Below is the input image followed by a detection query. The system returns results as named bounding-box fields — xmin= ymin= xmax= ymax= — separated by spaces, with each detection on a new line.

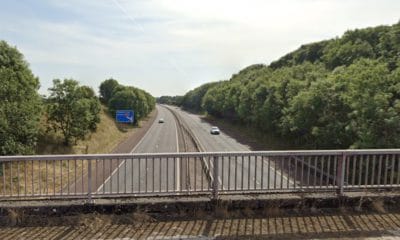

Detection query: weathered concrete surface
xmin=1 ymin=191 xmax=400 ymax=222
xmin=1 ymin=192 xmax=400 ymax=239
xmin=0 ymin=193 xmax=400 ymax=240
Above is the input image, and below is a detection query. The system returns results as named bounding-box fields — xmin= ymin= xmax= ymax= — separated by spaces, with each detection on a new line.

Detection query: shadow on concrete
xmin=1 ymin=210 xmax=400 ymax=239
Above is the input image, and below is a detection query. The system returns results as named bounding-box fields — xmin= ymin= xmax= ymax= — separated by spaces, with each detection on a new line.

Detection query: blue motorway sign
xmin=116 ymin=110 xmax=134 ymax=123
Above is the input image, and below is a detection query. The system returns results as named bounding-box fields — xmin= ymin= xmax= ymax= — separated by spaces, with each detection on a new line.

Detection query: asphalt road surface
xmin=168 ymin=106 xmax=295 ymax=191
xmin=98 ymin=105 xmax=180 ymax=193
xmin=98 ymin=104 xmax=294 ymax=194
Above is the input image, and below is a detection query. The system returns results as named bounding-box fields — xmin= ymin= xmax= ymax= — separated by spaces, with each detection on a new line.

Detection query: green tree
xmin=181 ymin=82 xmax=220 ymax=112
xmin=202 ymin=84 xmax=225 ymax=117
xmin=0 ymin=40 xmax=42 ymax=155
xmin=47 ymin=79 xmax=101 ymax=146
xmin=109 ymin=86 xmax=154 ymax=120
xmin=99 ymin=78 xmax=119 ymax=104
xmin=280 ymin=77 xmax=352 ymax=148
xmin=108 ymin=88 xmax=140 ymax=121
xmin=339 ymin=59 xmax=400 ymax=148
xmin=77 ymin=86 xmax=101 ymax=131
xmin=323 ymin=39 xmax=375 ymax=69
xmin=157 ymin=95 xmax=183 ymax=106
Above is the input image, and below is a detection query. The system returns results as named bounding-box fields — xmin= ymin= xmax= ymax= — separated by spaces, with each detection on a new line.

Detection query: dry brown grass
xmin=37 ymin=106 xmax=136 ymax=155
xmin=0 ymin=159 xmax=90 ymax=195
xmin=0 ymin=106 xmax=152 ymax=196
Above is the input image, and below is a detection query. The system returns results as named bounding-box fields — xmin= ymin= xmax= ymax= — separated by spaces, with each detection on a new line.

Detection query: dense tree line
xmin=180 ymin=82 xmax=220 ymax=112
xmin=270 ymin=22 xmax=400 ymax=70
xmin=157 ymin=95 xmax=183 ymax=106
xmin=99 ymin=79 xmax=155 ymax=122
xmin=1 ymin=40 xmax=155 ymax=154
xmin=181 ymin=21 xmax=400 ymax=149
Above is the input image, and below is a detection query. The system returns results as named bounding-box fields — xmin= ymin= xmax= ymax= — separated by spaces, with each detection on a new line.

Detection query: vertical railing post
xmin=336 ymin=153 xmax=346 ymax=195
xmin=212 ymin=155 xmax=219 ymax=200
xmin=87 ymin=159 xmax=92 ymax=203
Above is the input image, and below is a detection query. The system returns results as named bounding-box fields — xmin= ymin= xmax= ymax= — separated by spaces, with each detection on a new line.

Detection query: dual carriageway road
xmin=99 ymin=104 xmax=292 ymax=194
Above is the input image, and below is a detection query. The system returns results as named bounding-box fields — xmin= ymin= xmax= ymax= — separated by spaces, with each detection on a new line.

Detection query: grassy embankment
xmin=36 ymin=105 xmax=137 ymax=155
xmin=1 ymin=106 xmax=149 ymax=195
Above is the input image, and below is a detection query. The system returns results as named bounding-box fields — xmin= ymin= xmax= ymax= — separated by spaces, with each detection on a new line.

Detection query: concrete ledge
xmin=1 ymin=191 xmax=400 ymax=219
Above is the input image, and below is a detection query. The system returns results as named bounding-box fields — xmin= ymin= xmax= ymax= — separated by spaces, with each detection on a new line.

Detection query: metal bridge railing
xmin=1 ymin=150 xmax=400 ymax=201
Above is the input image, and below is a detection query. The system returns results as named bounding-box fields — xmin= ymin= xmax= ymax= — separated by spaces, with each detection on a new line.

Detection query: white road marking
xmin=96 ymin=108 xmax=160 ymax=193
xmin=263 ymin=158 xmax=296 ymax=187
xmin=174 ymin=112 xmax=180 ymax=191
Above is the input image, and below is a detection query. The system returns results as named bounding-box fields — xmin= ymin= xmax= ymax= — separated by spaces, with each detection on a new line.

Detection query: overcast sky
xmin=1 ymin=0 xmax=399 ymax=96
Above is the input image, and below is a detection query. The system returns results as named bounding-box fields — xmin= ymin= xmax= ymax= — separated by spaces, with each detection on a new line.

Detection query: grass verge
xmin=36 ymin=105 xmax=138 ymax=155
xmin=0 ymin=106 xmax=155 ymax=196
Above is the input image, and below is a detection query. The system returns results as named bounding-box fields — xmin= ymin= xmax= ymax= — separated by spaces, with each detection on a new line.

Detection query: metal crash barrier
xmin=1 ymin=150 xmax=400 ymax=201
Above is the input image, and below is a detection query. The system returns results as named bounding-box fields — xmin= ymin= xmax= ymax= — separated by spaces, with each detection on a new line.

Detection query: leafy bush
xmin=0 ymin=40 xmax=42 ymax=155
xmin=46 ymin=79 xmax=101 ymax=146
xmin=99 ymin=79 xmax=155 ymax=122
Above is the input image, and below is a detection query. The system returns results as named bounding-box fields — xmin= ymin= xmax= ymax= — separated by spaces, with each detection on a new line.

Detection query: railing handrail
xmin=2 ymin=149 xmax=400 ymax=201
xmin=2 ymin=149 xmax=400 ymax=161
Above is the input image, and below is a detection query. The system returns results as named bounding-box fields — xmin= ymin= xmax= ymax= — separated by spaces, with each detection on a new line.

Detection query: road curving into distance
xmin=98 ymin=104 xmax=293 ymax=194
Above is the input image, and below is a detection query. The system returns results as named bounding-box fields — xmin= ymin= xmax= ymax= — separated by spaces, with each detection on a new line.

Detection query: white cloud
xmin=1 ymin=0 xmax=399 ymax=96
